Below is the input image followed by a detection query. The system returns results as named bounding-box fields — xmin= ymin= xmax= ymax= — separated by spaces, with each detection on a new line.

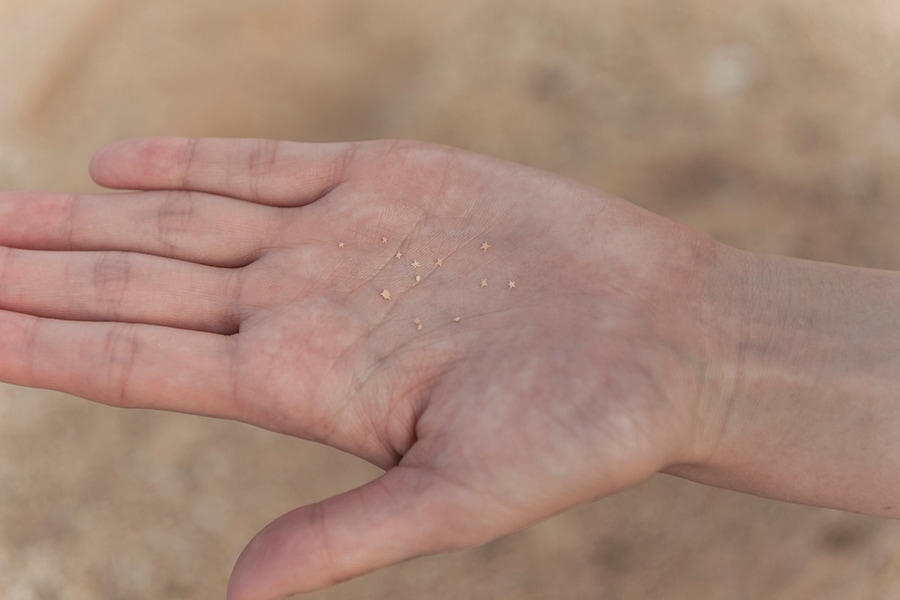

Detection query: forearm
xmin=672 ymin=246 xmax=900 ymax=517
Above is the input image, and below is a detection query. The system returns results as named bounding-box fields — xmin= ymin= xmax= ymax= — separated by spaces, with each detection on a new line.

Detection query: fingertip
xmin=226 ymin=467 xmax=454 ymax=599
xmin=88 ymin=137 xmax=190 ymax=189
xmin=87 ymin=140 xmax=121 ymax=186
xmin=226 ymin=499 xmax=371 ymax=600
xmin=226 ymin=520 xmax=294 ymax=600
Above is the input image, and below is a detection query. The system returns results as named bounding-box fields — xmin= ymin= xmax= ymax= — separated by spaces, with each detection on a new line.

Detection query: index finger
xmin=89 ymin=137 xmax=359 ymax=207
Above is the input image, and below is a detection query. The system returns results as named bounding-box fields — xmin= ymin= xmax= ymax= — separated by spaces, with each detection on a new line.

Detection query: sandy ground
xmin=2 ymin=1 xmax=900 ymax=598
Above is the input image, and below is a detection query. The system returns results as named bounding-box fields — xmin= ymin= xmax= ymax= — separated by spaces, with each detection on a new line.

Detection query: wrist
xmin=670 ymin=247 xmax=900 ymax=517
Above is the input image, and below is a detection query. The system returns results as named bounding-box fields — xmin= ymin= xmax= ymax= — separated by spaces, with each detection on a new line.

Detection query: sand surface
xmin=2 ymin=1 xmax=900 ymax=598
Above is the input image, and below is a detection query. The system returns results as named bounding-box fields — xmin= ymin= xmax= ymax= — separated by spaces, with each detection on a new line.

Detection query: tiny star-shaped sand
xmin=508 ymin=280 xmax=516 ymax=289
xmin=480 ymin=242 xmax=492 ymax=252
xmin=480 ymin=278 xmax=488 ymax=288
xmin=338 ymin=241 xmax=345 ymax=248
xmin=380 ymin=289 xmax=392 ymax=300
xmin=415 ymin=275 xmax=422 ymax=282
xmin=382 ymin=237 xmax=388 ymax=244
xmin=411 ymin=260 xmax=421 ymax=268
xmin=435 ymin=258 xmax=444 ymax=267
xmin=453 ymin=317 xmax=461 ymax=323
xmin=394 ymin=252 xmax=403 ymax=259
xmin=413 ymin=317 xmax=422 ymax=331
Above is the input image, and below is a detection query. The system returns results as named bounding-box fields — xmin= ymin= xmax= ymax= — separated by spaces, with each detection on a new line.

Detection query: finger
xmin=0 ymin=247 xmax=242 ymax=333
xmin=0 ymin=190 xmax=280 ymax=267
xmin=227 ymin=466 xmax=473 ymax=600
xmin=90 ymin=137 xmax=358 ymax=207
xmin=0 ymin=309 xmax=241 ymax=420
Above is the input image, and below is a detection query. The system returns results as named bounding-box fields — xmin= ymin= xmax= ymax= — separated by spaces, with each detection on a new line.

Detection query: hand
xmin=0 ymin=138 xmax=721 ymax=599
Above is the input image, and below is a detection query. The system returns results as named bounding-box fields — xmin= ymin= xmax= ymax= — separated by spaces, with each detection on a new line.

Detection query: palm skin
xmin=0 ymin=138 xmax=721 ymax=599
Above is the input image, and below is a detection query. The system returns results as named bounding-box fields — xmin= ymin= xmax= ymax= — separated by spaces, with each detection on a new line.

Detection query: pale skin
xmin=0 ymin=138 xmax=898 ymax=600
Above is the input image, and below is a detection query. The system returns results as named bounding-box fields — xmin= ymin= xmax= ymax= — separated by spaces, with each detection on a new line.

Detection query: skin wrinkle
xmin=323 ymin=142 xmax=360 ymax=203
xmin=363 ymin=468 xmax=459 ymax=553
xmin=347 ymin=304 xmax=448 ymax=437
xmin=316 ymin=342 xmax=371 ymax=453
xmin=156 ymin=189 xmax=196 ymax=259
xmin=237 ymin=258 xmax=295 ymax=317
xmin=178 ymin=138 xmax=201 ymax=190
xmin=310 ymin=501 xmax=341 ymax=586
xmin=21 ymin=313 xmax=41 ymax=384
xmin=361 ymin=265 xmax=416 ymax=329
xmin=279 ymin=296 xmax=370 ymax=444
xmin=691 ymin=237 xmax=722 ymax=418
xmin=100 ymin=322 xmax=140 ymax=407
xmin=271 ymin=222 xmax=314 ymax=262
xmin=410 ymin=453 xmax=521 ymax=551
xmin=228 ymin=334 xmax=267 ymax=426
xmin=245 ymin=139 xmax=280 ymax=203
xmin=223 ymin=335 xmax=243 ymax=422
xmin=222 ymin=266 xmax=247 ymax=335
xmin=360 ymin=237 xmax=402 ymax=287
xmin=396 ymin=225 xmax=502 ymax=292
xmin=370 ymin=140 xmax=414 ymax=189
xmin=371 ymin=343 xmax=454 ymax=464
xmin=235 ymin=332 xmax=297 ymax=434
xmin=92 ymin=251 xmax=132 ymax=319
xmin=431 ymin=144 xmax=463 ymax=202
xmin=63 ymin=192 xmax=82 ymax=249
xmin=359 ymin=374 xmax=414 ymax=467
xmin=0 ymin=246 xmax=12 ymax=305
xmin=263 ymin=204 xmax=298 ymax=263
xmin=700 ymin=343 xmax=743 ymax=468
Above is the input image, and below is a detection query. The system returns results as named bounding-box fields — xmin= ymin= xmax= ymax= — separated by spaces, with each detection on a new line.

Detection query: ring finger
xmin=0 ymin=247 xmax=243 ymax=333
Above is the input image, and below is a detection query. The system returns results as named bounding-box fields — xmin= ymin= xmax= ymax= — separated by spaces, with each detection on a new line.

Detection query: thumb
xmin=226 ymin=465 xmax=468 ymax=600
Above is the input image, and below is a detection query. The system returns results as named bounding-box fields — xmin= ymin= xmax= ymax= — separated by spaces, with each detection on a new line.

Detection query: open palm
xmin=0 ymin=138 xmax=717 ymax=599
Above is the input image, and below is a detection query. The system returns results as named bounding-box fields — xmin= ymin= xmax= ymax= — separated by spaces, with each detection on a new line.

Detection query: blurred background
xmin=1 ymin=1 xmax=899 ymax=598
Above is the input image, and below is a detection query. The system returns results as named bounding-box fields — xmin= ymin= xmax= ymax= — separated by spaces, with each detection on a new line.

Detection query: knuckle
xmin=100 ymin=322 xmax=140 ymax=405
xmin=246 ymin=139 xmax=281 ymax=200
xmin=92 ymin=252 xmax=132 ymax=313
xmin=155 ymin=190 xmax=196 ymax=254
